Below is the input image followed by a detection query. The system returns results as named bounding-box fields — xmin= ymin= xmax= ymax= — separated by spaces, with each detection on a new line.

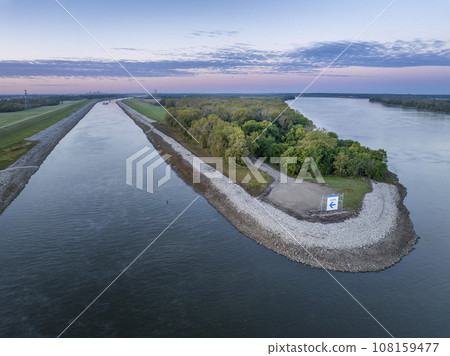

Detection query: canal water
xmin=0 ymin=100 xmax=449 ymax=337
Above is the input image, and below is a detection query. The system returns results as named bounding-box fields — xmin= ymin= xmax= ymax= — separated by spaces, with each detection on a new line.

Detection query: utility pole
xmin=24 ymin=90 xmax=30 ymax=111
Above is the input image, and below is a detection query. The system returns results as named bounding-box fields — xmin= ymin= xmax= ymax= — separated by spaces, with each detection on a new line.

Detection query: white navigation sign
xmin=326 ymin=195 xmax=339 ymax=211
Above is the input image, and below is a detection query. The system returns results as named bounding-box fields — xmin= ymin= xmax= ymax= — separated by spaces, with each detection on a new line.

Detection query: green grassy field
xmin=322 ymin=176 xmax=373 ymax=210
xmin=0 ymin=100 xmax=91 ymax=169
xmin=0 ymin=101 xmax=84 ymax=128
xmin=122 ymin=98 xmax=166 ymax=123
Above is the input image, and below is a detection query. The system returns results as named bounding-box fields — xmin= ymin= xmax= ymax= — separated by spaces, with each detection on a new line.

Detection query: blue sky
xmin=0 ymin=0 xmax=449 ymax=94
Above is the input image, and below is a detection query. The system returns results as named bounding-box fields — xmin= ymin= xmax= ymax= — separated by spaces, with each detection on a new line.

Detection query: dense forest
xmin=370 ymin=97 xmax=450 ymax=114
xmin=0 ymin=97 xmax=61 ymax=112
xmin=160 ymin=97 xmax=388 ymax=180
xmin=0 ymin=94 xmax=121 ymax=113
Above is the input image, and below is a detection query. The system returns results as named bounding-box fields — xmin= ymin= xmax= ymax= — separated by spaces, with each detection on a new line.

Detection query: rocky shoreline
xmin=0 ymin=101 xmax=97 ymax=215
xmin=118 ymin=101 xmax=419 ymax=272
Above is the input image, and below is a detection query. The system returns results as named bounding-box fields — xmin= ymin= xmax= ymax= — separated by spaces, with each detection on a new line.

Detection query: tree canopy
xmin=161 ymin=97 xmax=388 ymax=180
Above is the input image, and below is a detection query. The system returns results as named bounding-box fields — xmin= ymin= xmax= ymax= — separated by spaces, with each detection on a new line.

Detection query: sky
xmin=0 ymin=0 xmax=449 ymax=94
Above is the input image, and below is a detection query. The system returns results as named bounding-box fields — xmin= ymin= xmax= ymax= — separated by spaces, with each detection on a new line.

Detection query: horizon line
xmin=1 ymin=92 xmax=450 ymax=97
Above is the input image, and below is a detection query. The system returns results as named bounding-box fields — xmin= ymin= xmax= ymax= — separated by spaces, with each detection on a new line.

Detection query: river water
xmin=0 ymin=100 xmax=449 ymax=337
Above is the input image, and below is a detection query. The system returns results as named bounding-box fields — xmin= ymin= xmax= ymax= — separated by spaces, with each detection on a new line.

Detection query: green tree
xmin=231 ymin=108 xmax=250 ymax=124
xmin=224 ymin=127 xmax=249 ymax=164
xmin=333 ymin=150 xmax=350 ymax=176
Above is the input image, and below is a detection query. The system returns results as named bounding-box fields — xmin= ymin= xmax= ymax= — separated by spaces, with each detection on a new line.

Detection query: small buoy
xmin=166 ymin=200 xmax=169 ymax=204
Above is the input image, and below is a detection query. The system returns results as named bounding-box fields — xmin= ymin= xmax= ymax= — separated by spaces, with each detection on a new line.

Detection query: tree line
xmin=370 ymin=97 xmax=450 ymax=114
xmin=0 ymin=94 xmax=122 ymax=113
xmin=0 ymin=97 xmax=61 ymax=112
xmin=161 ymin=97 xmax=388 ymax=180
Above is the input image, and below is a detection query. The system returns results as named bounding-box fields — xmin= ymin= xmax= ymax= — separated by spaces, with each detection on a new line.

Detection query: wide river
xmin=0 ymin=99 xmax=449 ymax=337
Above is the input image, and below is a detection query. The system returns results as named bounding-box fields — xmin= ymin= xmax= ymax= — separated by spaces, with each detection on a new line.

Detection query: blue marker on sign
xmin=326 ymin=195 xmax=339 ymax=211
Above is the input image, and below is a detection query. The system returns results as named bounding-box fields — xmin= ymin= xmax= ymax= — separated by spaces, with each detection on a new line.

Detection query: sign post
xmin=326 ymin=195 xmax=339 ymax=211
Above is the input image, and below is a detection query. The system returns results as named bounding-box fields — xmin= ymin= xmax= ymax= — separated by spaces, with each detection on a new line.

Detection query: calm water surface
xmin=0 ymin=100 xmax=449 ymax=337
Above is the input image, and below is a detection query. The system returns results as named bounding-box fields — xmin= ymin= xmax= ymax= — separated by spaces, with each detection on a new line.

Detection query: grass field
xmin=322 ymin=176 xmax=373 ymax=210
xmin=0 ymin=101 xmax=84 ymax=128
xmin=0 ymin=100 xmax=91 ymax=169
xmin=122 ymin=98 xmax=166 ymax=123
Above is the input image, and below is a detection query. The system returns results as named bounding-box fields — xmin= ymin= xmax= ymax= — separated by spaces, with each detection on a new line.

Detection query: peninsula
xmin=118 ymin=97 xmax=418 ymax=272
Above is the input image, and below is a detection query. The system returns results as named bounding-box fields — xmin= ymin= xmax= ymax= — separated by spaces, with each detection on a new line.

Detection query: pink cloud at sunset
xmin=1 ymin=66 xmax=449 ymax=95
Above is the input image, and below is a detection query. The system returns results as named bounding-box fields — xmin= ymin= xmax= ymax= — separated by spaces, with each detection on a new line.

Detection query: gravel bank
xmin=119 ymin=101 xmax=419 ymax=272
xmin=0 ymin=101 xmax=97 ymax=214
